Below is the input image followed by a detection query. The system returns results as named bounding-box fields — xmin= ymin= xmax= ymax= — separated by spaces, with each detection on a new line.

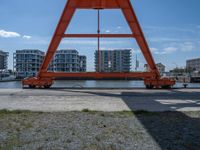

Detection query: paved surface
xmin=0 ymin=88 xmax=200 ymax=112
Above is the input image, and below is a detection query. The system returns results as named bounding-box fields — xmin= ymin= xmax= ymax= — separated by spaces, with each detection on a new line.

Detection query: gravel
xmin=0 ymin=110 xmax=200 ymax=150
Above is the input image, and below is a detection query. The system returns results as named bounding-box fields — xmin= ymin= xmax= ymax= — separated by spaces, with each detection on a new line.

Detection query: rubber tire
xmin=44 ymin=85 xmax=51 ymax=89
xmin=161 ymin=85 xmax=171 ymax=89
xmin=146 ymin=85 xmax=154 ymax=89
xmin=29 ymin=85 xmax=36 ymax=88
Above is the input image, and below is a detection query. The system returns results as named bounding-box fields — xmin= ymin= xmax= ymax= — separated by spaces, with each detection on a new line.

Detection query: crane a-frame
xmin=22 ymin=0 xmax=175 ymax=89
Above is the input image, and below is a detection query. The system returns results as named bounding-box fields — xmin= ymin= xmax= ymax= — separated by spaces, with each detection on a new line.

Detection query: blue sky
xmin=0 ymin=0 xmax=200 ymax=71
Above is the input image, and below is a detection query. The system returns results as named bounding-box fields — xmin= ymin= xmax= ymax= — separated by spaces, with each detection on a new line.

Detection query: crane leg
xmin=144 ymin=78 xmax=175 ymax=89
xmin=22 ymin=77 xmax=53 ymax=89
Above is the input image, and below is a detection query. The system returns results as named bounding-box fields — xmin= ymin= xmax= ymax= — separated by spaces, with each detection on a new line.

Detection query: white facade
xmin=0 ymin=50 xmax=9 ymax=70
xmin=144 ymin=63 xmax=165 ymax=75
xmin=50 ymin=49 xmax=87 ymax=72
xmin=14 ymin=49 xmax=45 ymax=78
xmin=95 ymin=49 xmax=132 ymax=72
xmin=186 ymin=58 xmax=200 ymax=72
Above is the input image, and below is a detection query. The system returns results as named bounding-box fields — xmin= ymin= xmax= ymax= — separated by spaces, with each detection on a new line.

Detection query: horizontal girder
xmin=63 ymin=34 xmax=135 ymax=38
xmin=73 ymin=0 xmax=121 ymax=9
xmin=39 ymin=72 xmax=156 ymax=79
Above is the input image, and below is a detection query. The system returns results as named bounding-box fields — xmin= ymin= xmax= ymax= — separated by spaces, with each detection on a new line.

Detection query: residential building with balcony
xmin=79 ymin=55 xmax=87 ymax=72
xmin=0 ymin=50 xmax=9 ymax=70
xmin=144 ymin=63 xmax=165 ymax=76
xmin=95 ymin=49 xmax=131 ymax=72
xmin=156 ymin=63 xmax=166 ymax=75
xmin=14 ymin=49 xmax=86 ymax=78
xmin=50 ymin=49 xmax=87 ymax=72
xmin=13 ymin=49 xmax=45 ymax=78
xmin=186 ymin=58 xmax=200 ymax=72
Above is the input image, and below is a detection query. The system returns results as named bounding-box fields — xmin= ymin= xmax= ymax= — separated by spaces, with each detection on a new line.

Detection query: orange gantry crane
xmin=22 ymin=0 xmax=175 ymax=89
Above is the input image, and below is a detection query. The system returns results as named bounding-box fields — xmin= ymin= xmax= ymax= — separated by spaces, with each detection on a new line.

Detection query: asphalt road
xmin=0 ymin=88 xmax=199 ymax=112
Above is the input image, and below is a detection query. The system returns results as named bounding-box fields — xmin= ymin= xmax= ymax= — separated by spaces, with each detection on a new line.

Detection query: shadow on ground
xmin=49 ymin=89 xmax=200 ymax=150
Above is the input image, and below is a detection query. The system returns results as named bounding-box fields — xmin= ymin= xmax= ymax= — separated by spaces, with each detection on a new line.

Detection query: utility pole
xmin=97 ymin=9 xmax=101 ymax=72
xmin=135 ymin=55 xmax=139 ymax=71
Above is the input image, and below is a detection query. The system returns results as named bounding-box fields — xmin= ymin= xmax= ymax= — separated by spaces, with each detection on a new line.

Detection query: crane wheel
xmin=161 ymin=85 xmax=171 ymax=89
xmin=29 ymin=85 xmax=36 ymax=89
xmin=146 ymin=85 xmax=154 ymax=89
xmin=44 ymin=85 xmax=51 ymax=89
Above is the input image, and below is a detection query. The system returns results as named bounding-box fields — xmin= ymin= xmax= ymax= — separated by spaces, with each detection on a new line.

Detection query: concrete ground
xmin=0 ymin=88 xmax=199 ymax=112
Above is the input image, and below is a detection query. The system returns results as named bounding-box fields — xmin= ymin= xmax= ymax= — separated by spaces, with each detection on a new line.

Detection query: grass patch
xmin=114 ymin=110 xmax=135 ymax=117
xmin=112 ymin=110 xmax=152 ymax=117
xmin=81 ymin=109 xmax=155 ymax=117
xmin=0 ymin=109 xmax=31 ymax=114
xmin=0 ymin=109 xmax=172 ymax=118
xmin=81 ymin=109 xmax=98 ymax=114
xmin=82 ymin=109 xmax=90 ymax=112
xmin=0 ymin=109 xmax=43 ymax=115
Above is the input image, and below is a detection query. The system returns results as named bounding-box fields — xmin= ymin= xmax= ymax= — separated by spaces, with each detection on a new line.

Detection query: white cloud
xmin=117 ymin=26 xmax=122 ymax=29
xmin=0 ymin=29 xmax=21 ymax=38
xmin=23 ymin=35 xmax=32 ymax=39
xmin=105 ymin=30 xmax=110 ymax=33
xmin=162 ymin=47 xmax=177 ymax=54
xmin=150 ymin=37 xmax=183 ymax=43
xmin=150 ymin=47 xmax=177 ymax=55
xmin=150 ymin=47 xmax=159 ymax=53
xmin=180 ymin=42 xmax=195 ymax=52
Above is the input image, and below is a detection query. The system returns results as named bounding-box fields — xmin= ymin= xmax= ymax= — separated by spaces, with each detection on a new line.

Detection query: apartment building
xmin=50 ymin=49 xmax=87 ymax=72
xmin=156 ymin=63 xmax=166 ymax=75
xmin=95 ymin=49 xmax=131 ymax=72
xmin=79 ymin=55 xmax=87 ymax=72
xmin=0 ymin=50 xmax=9 ymax=70
xmin=14 ymin=49 xmax=87 ymax=78
xmin=186 ymin=58 xmax=200 ymax=72
xmin=13 ymin=49 xmax=45 ymax=78
xmin=144 ymin=63 xmax=166 ymax=75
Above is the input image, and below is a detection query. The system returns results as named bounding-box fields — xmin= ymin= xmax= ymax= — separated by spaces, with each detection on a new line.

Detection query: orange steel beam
xmin=75 ymin=0 xmax=120 ymax=9
xmin=38 ymin=0 xmax=76 ymax=75
xmin=40 ymin=72 xmax=156 ymax=79
xmin=38 ymin=0 xmax=160 ymax=79
xmin=63 ymin=34 xmax=135 ymax=38
xmin=116 ymin=0 xmax=160 ymax=76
